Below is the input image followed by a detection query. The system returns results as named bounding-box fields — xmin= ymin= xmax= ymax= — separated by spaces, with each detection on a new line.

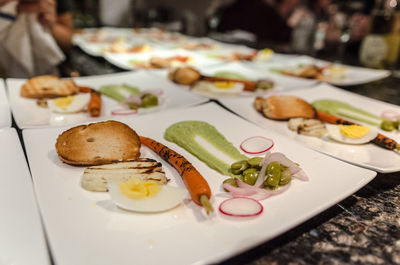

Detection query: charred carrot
xmin=201 ymin=76 xmax=256 ymax=91
xmin=140 ymin=136 xmax=214 ymax=214
xmin=316 ymin=110 xmax=355 ymax=126
xmin=317 ymin=110 xmax=400 ymax=151
xmin=88 ymin=90 xmax=102 ymax=117
xmin=78 ymin=85 xmax=92 ymax=93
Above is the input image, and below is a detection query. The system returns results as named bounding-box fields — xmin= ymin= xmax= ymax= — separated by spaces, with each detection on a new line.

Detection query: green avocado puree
xmin=214 ymin=71 xmax=249 ymax=81
xmin=164 ymin=121 xmax=247 ymax=176
xmin=312 ymin=99 xmax=383 ymax=127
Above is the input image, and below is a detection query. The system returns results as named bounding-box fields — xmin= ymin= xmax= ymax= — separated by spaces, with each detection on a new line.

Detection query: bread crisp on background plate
xmin=20 ymin=75 xmax=79 ymax=99
xmin=55 ymin=120 xmax=141 ymax=166
xmin=254 ymin=95 xmax=316 ymax=120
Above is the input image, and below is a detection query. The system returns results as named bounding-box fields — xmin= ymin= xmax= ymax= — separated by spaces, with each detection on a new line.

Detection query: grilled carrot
xmin=140 ymin=136 xmax=214 ymax=214
xmin=317 ymin=110 xmax=399 ymax=151
xmin=78 ymin=85 xmax=102 ymax=117
xmin=316 ymin=110 xmax=355 ymax=126
xmin=78 ymin=85 xmax=92 ymax=93
xmin=88 ymin=90 xmax=102 ymax=117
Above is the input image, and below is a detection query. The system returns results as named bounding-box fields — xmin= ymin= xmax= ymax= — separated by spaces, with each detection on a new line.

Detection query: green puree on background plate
xmin=99 ymin=84 xmax=140 ymax=102
xmin=312 ymin=99 xmax=398 ymax=131
xmin=214 ymin=71 xmax=249 ymax=80
xmin=164 ymin=121 xmax=248 ymax=176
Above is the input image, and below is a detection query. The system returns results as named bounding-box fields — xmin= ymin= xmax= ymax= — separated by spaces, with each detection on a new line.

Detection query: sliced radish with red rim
xmin=111 ymin=108 xmax=138 ymax=115
xmin=240 ymin=136 xmax=274 ymax=155
xmin=219 ymin=197 xmax=263 ymax=217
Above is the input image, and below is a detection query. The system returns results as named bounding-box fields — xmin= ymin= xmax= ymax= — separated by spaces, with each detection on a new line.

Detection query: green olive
xmin=381 ymin=120 xmax=399 ymax=132
xmin=231 ymin=160 xmax=249 ymax=171
xmin=231 ymin=168 xmax=242 ymax=175
xmin=264 ymin=161 xmax=281 ymax=187
xmin=243 ymin=172 xmax=258 ymax=185
xmin=248 ymin=157 xmax=263 ymax=167
xmin=279 ymin=169 xmax=291 ymax=185
xmin=243 ymin=167 xmax=258 ymax=175
xmin=141 ymin=93 xmax=158 ymax=108
xmin=223 ymin=178 xmax=238 ymax=191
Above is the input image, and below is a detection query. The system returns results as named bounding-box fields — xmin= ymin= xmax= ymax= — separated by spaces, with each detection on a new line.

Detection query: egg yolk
xmin=214 ymin=81 xmax=235 ymax=90
xmin=339 ymin=125 xmax=370 ymax=139
xmin=118 ymin=179 xmax=161 ymax=200
xmin=53 ymin=96 xmax=74 ymax=110
xmin=328 ymin=66 xmax=346 ymax=74
xmin=260 ymin=48 xmax=273 ymax=56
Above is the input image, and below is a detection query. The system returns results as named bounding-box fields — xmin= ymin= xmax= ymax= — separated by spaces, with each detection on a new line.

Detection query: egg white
xmin=108 ymin=182 xmax=187 ymax=213
xmin=326 ymin=124 xmax=378 ymax=145
xmin=48 ymin=93 xmax=90 ymax=114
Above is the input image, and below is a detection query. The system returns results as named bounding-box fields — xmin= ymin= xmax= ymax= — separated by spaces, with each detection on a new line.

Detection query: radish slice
xmin=381 ymin=110 xmax=400 ymax=121
xmin=240 ymin=136 xmax=274 ymax=155
xmin=111 ymin=108 xmax=138 ymax=115
xmin=219 ymin=197 xmax=263 ymax=217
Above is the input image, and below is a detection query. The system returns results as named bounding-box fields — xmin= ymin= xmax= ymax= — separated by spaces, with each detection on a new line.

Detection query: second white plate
xmin=7 ymin=71 xmax=208 ymax=129
xmin=219 ymin=83 xmax=400 ymax=173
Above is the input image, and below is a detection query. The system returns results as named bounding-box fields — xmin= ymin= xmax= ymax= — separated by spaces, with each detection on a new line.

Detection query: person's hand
xmin=17 ymin=0 xmax=57 ymax=28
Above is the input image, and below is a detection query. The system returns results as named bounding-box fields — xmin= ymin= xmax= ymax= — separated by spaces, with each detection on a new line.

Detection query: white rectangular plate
xmin=248 ymin=55 xmax=390 ymax=86
xmin=7 ymin=71 xmax=208 ymax=129
xmin=103 ymin=49 xmax=222 ymax=70
xmin=0 ymin=80 xmax=11 ymax=128
xmin=219 ymin=83 xmax=400 ymax=173
xmin=23 ymin=102 xmax=376 ymax=265
xmin=73 ymin=27 xmax=144 ymax=57
xmin=149 ymin=62 xmax=317 ymax=100
xmin=0 ymin=128 xmax=50 ymax=265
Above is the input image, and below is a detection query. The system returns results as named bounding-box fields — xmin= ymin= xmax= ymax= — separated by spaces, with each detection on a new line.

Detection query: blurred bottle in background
xmin=359 ymin=0 xmax=400 ymax=69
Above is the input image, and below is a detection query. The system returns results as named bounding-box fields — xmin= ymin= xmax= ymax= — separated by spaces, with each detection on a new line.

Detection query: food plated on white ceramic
xmin=23 ymin=102 xmax=376 ymax=265
xmin=158 ymin=62 xmax=317 ymax=100
xmin=7 ymin=71 xmax=208 ymax=129
xmin=219 ymin=83 xmax=400 ymax=173
xmin=249 ymin=55 xmax=390 ymax=86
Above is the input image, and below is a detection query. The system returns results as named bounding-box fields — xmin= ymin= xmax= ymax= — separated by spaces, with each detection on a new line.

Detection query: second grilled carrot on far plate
xmin=316 ymin=110 xmax=399 ymax=151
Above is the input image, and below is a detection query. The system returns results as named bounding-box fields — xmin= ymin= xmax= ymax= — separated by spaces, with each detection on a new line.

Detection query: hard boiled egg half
xmin=207 ymin=81 xmax=244 ymax=94
xmin=108 ymin=179 xmax=187 ymax=212
xmin=48 ymin=93 xmax=90 ymax=114
xmin=326 ymin=124 xmax=378 ymax=144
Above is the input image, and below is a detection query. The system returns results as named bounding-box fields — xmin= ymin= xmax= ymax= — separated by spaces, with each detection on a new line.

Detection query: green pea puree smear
xmin=164 ymin=121 xmax=247 ymax=176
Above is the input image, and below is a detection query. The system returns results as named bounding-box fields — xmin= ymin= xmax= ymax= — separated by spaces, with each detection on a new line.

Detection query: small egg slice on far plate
xmin=326 ymin=124 xmax=378 ymax=145
xmin=108 ymin=181 xmax=187 ymax=213
xmin=48 ymin=93 xmax=90 ymax=114
xmin=207 ymin=81 xmax=244 ymax=94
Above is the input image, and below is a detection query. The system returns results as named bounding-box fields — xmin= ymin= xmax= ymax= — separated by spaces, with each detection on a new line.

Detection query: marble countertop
xmin=64 ymin=47 xmax=400 ymax=265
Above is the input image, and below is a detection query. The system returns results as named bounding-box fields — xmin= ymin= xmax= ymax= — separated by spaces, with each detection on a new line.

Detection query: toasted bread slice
xmin=21 ymin=75 xmax=79 ymax=99
xmin=82 ymin=159 xmax=167 ymax=192
xmin=55 ymin=120 xmax=141 ymax=166
xmin=254 ymin=95 xmax=316 ymax=120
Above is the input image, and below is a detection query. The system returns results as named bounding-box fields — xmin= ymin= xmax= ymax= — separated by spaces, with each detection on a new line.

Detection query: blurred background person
xmin=207 ymin=0 xmax=293 ymax=45
xmin=276 ymin=0 xmax=372 ymax=56
xmin=0 ymin=0 xmax=73 ymax=77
